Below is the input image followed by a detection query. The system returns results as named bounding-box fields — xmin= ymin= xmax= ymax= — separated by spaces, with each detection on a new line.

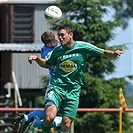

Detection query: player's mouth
xmin=60 ymin=39 xmax=64 ymax=44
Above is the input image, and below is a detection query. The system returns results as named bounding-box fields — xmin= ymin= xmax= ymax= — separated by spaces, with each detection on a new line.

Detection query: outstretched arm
xmin=102 ymin=50 xmax=123 ymax=58
xmin=28 ymin=55 xmax=50 ymax=68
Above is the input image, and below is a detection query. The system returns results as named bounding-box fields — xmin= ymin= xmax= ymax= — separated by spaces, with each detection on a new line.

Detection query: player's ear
xmin=69 ymin=32 xmax=73 ymax=38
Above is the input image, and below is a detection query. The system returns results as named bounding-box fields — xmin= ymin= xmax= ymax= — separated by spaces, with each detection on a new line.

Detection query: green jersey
xmin=46 ymin=41 xmax=104 ymax=87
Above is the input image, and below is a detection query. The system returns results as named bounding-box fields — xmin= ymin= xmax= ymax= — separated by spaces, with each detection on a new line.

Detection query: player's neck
xmin=64 ymin=40 xmax=74 ymax=49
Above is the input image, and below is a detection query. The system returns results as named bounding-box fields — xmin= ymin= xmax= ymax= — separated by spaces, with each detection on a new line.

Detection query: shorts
xmin=45 ymin=84 xmax=81 ymax=118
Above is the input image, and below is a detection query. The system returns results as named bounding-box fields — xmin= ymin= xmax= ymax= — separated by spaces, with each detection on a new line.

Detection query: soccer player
xmin=12 ymin=31 xmax=62 ymax=133
xmin=28 ymin=24 xmax=123 ymax=133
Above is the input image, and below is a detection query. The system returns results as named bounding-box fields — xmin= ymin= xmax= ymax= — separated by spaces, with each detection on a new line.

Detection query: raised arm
xmin=28 ymin=55 xmax=50 ymax=68
xmin=102 ymin=50 xmax=123 ymax=58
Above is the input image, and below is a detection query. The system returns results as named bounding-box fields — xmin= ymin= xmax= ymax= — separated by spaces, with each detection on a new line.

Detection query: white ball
xmin=44 ymin=5 xmax=62 ymax=24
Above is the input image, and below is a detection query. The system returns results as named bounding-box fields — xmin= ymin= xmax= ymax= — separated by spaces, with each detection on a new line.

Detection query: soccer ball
xmin=44 ymin=5 xmax=62 ymax=23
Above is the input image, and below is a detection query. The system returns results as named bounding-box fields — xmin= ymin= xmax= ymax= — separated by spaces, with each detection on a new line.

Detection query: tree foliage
xmin=113 ymin=0 xmax=133 ymax=28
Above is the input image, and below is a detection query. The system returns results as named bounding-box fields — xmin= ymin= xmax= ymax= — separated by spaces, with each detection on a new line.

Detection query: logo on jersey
xmin=58 ymin=53 xmax=79 ymax=60
xmin=46 ymin=51 xmax=53 ymax=60
xmin=60 ymin=60 xmax=77 ymax=72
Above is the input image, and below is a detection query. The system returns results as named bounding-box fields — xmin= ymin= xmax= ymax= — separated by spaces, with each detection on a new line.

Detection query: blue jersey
xmin=41 ymin=45 xmax=56 ymax=82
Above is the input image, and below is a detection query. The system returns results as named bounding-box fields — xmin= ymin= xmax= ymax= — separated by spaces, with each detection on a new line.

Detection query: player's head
xmin=58 ymin=24 xmax=74 ymax=47
xmin=41 ymin=31 xmax=58 ymax=48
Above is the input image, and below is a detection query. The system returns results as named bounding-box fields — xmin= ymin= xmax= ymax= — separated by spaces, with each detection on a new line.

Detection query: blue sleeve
xmin=41 ymin=45 xmax=46 ymax=58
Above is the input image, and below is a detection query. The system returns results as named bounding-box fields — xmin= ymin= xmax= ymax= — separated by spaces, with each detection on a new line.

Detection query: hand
xmin=28 ymin=55 xmax=38 ymax=64
xmin=102 ymin=50 xmax=123 ymax=58
xmin=114 ymin=50 xmax=123 ymax=57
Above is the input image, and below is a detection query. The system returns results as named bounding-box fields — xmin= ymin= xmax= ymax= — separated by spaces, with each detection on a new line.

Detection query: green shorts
xmin=45 ymin=84 xmax=81 ymax=118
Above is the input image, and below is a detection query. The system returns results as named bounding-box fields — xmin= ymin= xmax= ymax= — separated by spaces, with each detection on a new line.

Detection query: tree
xmin=113 ymin=0 xmax=133 ymax=28
xmin=54 ymin=0 xmax=133 ymax=132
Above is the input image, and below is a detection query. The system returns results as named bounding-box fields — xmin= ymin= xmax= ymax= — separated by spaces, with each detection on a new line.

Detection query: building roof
xmin=0 ymin=43 xmax=42 ymax=53
xmin=0 ymin=0 xmax=57 ymax=4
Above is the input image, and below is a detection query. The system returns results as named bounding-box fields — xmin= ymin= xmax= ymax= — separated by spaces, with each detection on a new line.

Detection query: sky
xmin=106 ymin=19 xmax=133 ymax=82
xmin=103 ymin=7 xmax=133 ymax=81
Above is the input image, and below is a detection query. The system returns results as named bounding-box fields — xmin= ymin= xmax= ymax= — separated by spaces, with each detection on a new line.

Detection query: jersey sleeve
xmin=83 ymin=42 xmax=104 ymax=56
xmin=41 ymin=45 xmax=45 ymax=58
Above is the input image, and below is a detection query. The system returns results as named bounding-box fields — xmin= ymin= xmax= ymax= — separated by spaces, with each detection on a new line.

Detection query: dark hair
xmin=58 ymin=24 xmax=74 ymax=34
xmin=41 ymin=31 xmax=55 ymax=44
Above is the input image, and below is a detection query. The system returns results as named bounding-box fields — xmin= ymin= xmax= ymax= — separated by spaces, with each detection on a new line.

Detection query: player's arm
xmin=28 ymin=55 xmax=50 ymax=68
xmin=102 ymin=50 xmax=123 ymax=58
